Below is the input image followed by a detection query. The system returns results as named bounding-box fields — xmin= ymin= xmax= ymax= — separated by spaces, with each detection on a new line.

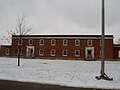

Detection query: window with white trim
xmin=17 ymin=48 xmax=22 ymax=55
xmin=51 ymin=49 xmax=55 ymax=56
xmin=40 ymin=39 xmax=44 ymax=46
xmin=17 ymin=39 xmax=22 ymax=45
xmin=63 ymin=39 xmax=68 ymax=46
xmin=75 ymin=40 xmax=80 ymax=46
xmin=39 ymin=49 xmax=44 ymax=56
xmin=100 ymin=49 xmax=102 ymax=57
xmin=29 ymin=39 xmax=33 ymax=45
xmin=51 ymin=39 xmax=56 ymax=46
xmin=87 ymin=40 xmax=92 ymax=46
xmin=75 ymin=50 xmax=80 ymax=57
xmin=118 ymin=51 xmax=120 ymax=58
xmin=5 ymin=48 xmax=10 ymax=55
xmin=62 ymin=50 xmax=67 ymax=56
xmin=100 ymin=40 xmax=102 ymax=46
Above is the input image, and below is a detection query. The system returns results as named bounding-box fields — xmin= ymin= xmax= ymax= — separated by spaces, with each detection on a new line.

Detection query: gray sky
xmin=0 ymin=0 xmax=120 ymax=44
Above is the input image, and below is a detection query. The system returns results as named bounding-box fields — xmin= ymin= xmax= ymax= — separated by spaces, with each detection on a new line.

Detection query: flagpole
xmin=95 ymin=0 xmax=113 ymax=80
xmin=101 ymin=0 xmax=105 ymax=78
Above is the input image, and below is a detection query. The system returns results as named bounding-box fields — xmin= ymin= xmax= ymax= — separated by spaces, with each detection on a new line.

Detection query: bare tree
xmin=2 ymin=15 xmax=32 ymax=44
xmin=2 ymin=14 xmax=32 ymax=66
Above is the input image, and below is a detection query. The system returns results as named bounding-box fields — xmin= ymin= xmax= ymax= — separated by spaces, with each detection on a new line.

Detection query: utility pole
xmin=95 ymin=0 xmax=113 ymax=80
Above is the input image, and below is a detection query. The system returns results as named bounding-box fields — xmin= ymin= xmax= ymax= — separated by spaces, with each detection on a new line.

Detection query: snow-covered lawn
xmin=0 ymin=57 xmax=120 ymax=89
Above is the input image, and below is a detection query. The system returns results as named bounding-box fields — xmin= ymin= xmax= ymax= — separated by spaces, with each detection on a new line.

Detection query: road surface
xmin=0 ymin=80 xmax=119 ymax=90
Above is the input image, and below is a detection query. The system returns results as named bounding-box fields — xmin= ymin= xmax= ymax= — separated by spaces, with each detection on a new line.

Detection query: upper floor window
xmin=75 ymin=50 xmax=80 ymax=57
xmin=51 ymin=39 xmax=56 ymax=46
xmin=63 ymin=39 xmax=68 ymax=46
xmin=18 ymin=39 xmax=22 ymax=45
xmin=62 ymin=50 xmax=67 ymax=56
xmin=5 ymin=48 xmax=10 ymax=55
xmin=51 ymin=49 xmax=56 ymax=56
xmin=39 ymin=49 xmax=44 ymax=56
xmin=29 ymin=39 xmax=33 ymax=45
xmin=40 ymin=39 xmax=44 ymax=46
xmin=87 ymin=40 xmax=92 ymax=46
xmin=75 ymin=40 xmax=80 ymax=46
xmin=100 ymin=40 xmax=102 ymax=46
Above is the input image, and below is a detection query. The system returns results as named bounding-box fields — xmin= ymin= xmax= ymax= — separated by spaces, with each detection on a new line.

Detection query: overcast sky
xmin=0 ymin=0 xmax=120 ymax=44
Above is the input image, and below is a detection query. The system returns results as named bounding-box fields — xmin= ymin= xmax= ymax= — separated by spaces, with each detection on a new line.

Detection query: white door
xmin=26 ymin=46 xmax=34 ymax=57
xmin=85 ymin=47 xmax=94 ymax=60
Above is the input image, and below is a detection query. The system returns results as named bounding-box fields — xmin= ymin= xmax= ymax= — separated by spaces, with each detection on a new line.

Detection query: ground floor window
xmin=17 ymin=48 xmax=22 ymax=55
xmin=75 ymin=50 xmax=80 ymax=57
xmin=62 ymin=50 xmax=67 ymax=56
xmin=5 ymin=48 xmax=10 ymax=55
xmin=39 ymin=49 xmax=44 ymax=56
xmin=118 ymin=51 xmax=120 ymax=58
xmin=51 ymin=49 xmax=55 ymax=56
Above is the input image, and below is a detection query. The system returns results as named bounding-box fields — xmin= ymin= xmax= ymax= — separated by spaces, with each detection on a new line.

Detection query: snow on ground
xmin=0 ymin=57 xmax=120 ymax=89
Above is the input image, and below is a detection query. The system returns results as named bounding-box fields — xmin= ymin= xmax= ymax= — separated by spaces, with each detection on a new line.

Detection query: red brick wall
xmin=113 ymin=45 xmax=120 ymax=60
xmin=10 ymin=37 xmax=114 ymax=60
xmin=0 ymin=45 xmax=11 ymax=56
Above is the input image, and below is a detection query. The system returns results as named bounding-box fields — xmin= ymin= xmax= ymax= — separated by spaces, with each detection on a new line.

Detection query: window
xmin=17 ymin=48 xmax=22 ymax=55
xmin=100 ymin=40 xmax=102 ymax=46
xmin=5 ymin=48 xmax=10 ymax=55
xmin=100 ymin=49 xmax=102 ymax=57
xmin=17 ymin=39 xmax=22 ymax=45
xmin=75 ymin=50 xmax=80 ymax=57
xmin=29 ymin=39 xmax=33 ymax=45
xmin=51 ymin=49 xmax=55 ymax=56
xmin=39 ymin=49 xmax=44 ymax=56
xmin=63 ymin=39 xmax=68 ymax=46
xmin=118 ymin=51 xmax=120 ymax=58
xmin=87 ymin=40 xmax=92 ymax=46
xmin=51 ymin=39 xmax=56 ymax=46
xmin=75 ymin=40 xmax=80 ymax=46
xmin=40 ymin=39 xmax=44 ymax=45
xmin=62 ymin=50 xmax=67 ymax=56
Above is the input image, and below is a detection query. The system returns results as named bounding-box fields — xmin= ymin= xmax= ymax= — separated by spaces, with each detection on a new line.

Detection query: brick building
xmin=0 ymin=35 xmax=120 ymax=60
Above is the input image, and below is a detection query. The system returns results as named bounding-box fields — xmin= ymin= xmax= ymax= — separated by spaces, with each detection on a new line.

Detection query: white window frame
xmin=29 ymin=39 xmax=33 ymax=45
xmin=5 ymin=48 xmax=10 ymax=55
xmin=118 ymin=51 xmax=120 ymax=58
xmin=100 ymin=40 xmax=102 ymax=46
xmin=18 ymin=39 xmax=22 ymax=45
xmin=87 ymin=40 xmax=92 ymax=46
xmin=39 ymin=49 xmax=44 ymax=56
xmin=40 ymin=39 xmax=44 ymax=46
xmin=75 ymin=50 xmax=80 ymax=57
xmin=51 ymin=39 xmax=56 ymax=46
xmin=62 ymin=50 xmax=67 ymax=56
xmin=100 ymin=49 xmax=102 ymax=57
xmin=51 ymin=49 xmax=56 ymax=56
xmin=63 ymin=39 xmax=68 ymax=46
xmin=17 ymin=48 xmax=22 ymax=55
xmin=75 ymin=40 xmax=80 ymax=46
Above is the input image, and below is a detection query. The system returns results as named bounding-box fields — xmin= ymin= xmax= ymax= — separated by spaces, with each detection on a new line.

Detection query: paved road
xmin=0 ymin=80 xmax=119 ymax=90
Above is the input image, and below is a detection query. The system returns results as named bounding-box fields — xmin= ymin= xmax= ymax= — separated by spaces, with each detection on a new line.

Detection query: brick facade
xmin=0 ymin=35 xmax=119 ymax=60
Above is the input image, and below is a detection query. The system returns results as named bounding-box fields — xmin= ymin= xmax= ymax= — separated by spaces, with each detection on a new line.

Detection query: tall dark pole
xmin=18 ymin=35 xmax=21 ymax=66
xmin=18 ymin=24 xmax=22 ymax=66
xmin=101 ymin=0 xmax=105 ymax=77
xmin=95 ymin=0 xmax=113 ymax=80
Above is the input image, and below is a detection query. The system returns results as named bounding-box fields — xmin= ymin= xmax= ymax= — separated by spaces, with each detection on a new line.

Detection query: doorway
xmin=26 ymin=46 xmax=34 ymax=58
xmin=85 ymin=47 xmax=94 ymax=60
